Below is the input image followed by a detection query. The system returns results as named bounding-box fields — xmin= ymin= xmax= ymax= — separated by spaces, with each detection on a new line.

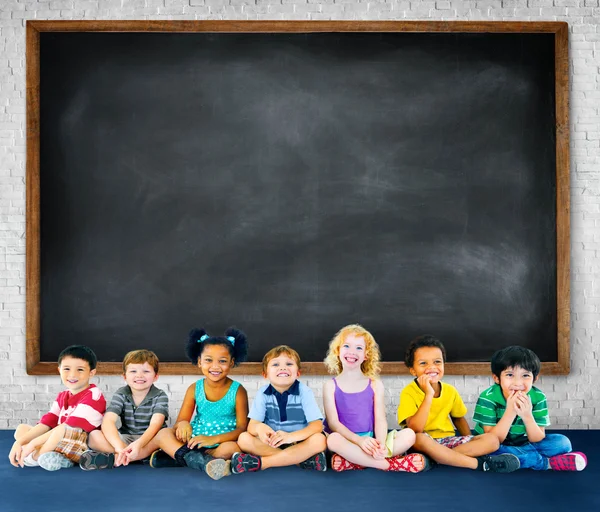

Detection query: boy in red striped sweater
xmin=8 ymin=345 xmax=106 ymax=471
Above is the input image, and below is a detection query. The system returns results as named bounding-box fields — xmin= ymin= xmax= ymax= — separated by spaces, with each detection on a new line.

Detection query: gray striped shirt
xmin=107 ymin=385 xmax=169 ymax=435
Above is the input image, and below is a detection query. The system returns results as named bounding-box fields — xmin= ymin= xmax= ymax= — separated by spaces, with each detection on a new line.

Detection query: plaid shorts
xmin=434 ymin=435 xmax=473 ymax=449
xmin=55 ymin=426 xmax=88 ymax=463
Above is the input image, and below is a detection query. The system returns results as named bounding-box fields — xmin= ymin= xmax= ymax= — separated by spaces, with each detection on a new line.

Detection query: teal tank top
xmin=189 ymin=379 xmax=240 ymax=444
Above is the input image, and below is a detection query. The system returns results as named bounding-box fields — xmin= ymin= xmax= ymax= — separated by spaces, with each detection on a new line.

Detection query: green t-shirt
xmin=473 ymin=383 xmax=550 ymax=446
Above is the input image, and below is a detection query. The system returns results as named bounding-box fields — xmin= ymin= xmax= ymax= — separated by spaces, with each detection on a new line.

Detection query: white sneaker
xmin=23 ymin=452 xmax=40 ymax=467
xmin=38 ymin=452 xmax=75 ymax=471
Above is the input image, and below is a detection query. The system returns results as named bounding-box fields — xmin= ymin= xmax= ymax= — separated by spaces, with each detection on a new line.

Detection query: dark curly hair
xmin=404 ymin=334 xmax=447 ymax=368
xmin=185 ymin=327 xmax=248 ymax=367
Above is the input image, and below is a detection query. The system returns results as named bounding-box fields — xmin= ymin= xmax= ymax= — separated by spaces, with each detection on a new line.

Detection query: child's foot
xmin=23 ymin=452 xmax=40 ymax=467
xmin=205 ymin=458 xmax=231 ymax=480
xmin=298 ymin=451 xmax=327 ymax=471
xmin=549 ymin=452 xmax=587 ymax=471
xmin=477 ymin=454 xmax=520 ymax=473
xmin=79 ymin=450 xmax=115 ymax=471
xmin=387 ymin=453 xmax=432 ymax=473
xmin=331 ymin=453 xmax=365 ymax=472
xmin=231 ymin=452 xmax=261 ymax=474
xmin=38 ymin=452 xmax=75 ymax=471
xmin=149 ymin=449 xmax=181 ymax=469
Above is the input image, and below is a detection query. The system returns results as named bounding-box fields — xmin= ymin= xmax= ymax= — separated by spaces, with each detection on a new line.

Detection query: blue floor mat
xmin=1 ymin=429 xmax=598 ymax=512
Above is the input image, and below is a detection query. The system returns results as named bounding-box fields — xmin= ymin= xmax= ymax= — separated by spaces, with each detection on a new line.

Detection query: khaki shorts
xmin=119 ymin=433 xmax=142 ymax=445
xmin=55 ymin=426 xmax=88 ymax=463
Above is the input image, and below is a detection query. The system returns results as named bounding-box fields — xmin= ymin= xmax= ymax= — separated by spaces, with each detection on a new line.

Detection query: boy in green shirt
xmin=473 ymin=346 xmax=587 ymax=471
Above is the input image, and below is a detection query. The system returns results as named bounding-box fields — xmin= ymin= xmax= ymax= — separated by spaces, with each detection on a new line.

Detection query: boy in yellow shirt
xmin=397 ymin=335 xmax=519 ymax=473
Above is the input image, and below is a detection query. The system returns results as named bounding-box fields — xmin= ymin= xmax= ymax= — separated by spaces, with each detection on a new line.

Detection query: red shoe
xmin=387 ymin=453 xmax=432 ymax=473
xmin=331 ymin=453 xmax=365 ymax=472
xmin=549 ymin=452 xmax=587 ymax=471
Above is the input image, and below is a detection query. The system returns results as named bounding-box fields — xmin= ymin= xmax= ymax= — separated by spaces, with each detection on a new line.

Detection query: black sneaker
xmin=79 ymin=450 xmax=115 ymax=471
xmin=478 ymin=454 xmax=520 ymax=473
xmin=149 ymin=449 xmax=182 ymax=469
xmin=231 ymin=452 xmax=261 ymax=474
xmin=299 ymin=451 xmax=327 ymax=471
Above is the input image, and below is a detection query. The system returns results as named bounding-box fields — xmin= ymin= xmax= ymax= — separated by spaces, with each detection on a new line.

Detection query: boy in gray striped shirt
xmin=473 ymin=346 xmax=587 ymax=471
xmin=79 ymin=350 xmax=169 ymax=470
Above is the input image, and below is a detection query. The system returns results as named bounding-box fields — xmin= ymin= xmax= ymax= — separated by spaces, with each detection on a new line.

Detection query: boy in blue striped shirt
xmin=473 ymin=346 xmax=587 ymax=471
xmin=232 ymin=345 xmax=327 ymax=473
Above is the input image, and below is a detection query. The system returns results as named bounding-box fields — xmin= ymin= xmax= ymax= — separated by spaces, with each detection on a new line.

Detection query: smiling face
xmin=339 ymin=334 xmax=366 ymax=371
xmin=198 ymin=344 xmax=234 ymax=383
xmin=124 ymin=362 xmax=158 ymax=392
xmin=264 ymin=352 xmax=300 ymax=392
xmin=409 ymin=346 xmax=445 ymax=384
xmin=58 ymin=356 xmax=96 ymax=395
xmin=494 ymin=365 xmax=536 ymax=400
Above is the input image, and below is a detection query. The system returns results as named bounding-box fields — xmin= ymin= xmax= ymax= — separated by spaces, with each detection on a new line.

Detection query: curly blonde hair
xmin=323 ymin=324 xmax=381 ymax=378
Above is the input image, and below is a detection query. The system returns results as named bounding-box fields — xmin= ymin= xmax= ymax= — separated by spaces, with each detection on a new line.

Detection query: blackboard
xmin=26 ymin=21 xmax=570 ymax=375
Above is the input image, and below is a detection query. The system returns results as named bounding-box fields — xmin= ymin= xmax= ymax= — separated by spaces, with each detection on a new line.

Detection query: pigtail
xmin=224 ymin=327 xmax=248 ymax=367
xmin=186 ymin=327 xmax=208 ymax=364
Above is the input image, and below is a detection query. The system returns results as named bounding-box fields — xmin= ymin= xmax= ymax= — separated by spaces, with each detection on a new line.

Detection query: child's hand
xmin=417 ymin=374 xmax=435 ymax=397
xmin=505 ymin=390 xmax=519 ymax=415
xmin=514 ymin=392 xmax=533 ymax=418
xmin=114 ymin=447 xmax=129 ymax=467
xmin=175 ymin=422 xmax=192 ymax=443
xmin=8 ymin=440 xmax=23 ymax=467
xmin=372 ymin=442 xmax=387 ymax=461
xmin=188 ymin=435 xmax=213 ymax=449
xmin=18 ymin=442 xmax=36 ymax=468
xmin=358 ymin=436 xmax=378 ymax=456
xmin=269 ymin=430 xmax=294 ymax=448
xmin=119 ymin=439 xmax=143 ymax=465
xmin=256 ymin=424 xmax=275 ymax=446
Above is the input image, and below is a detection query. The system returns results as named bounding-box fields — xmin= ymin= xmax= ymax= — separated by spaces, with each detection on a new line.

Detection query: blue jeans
xmin=492 ymin=434 xmax=572 ymax=471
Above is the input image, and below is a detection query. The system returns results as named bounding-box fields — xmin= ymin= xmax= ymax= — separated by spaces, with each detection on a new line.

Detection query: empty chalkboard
xmin=26 ymin=21 xmax=570 ymax=375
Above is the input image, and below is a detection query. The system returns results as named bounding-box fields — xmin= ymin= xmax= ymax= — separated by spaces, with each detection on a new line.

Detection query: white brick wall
xmin=1 ymin=0 xmax=599 ymax=429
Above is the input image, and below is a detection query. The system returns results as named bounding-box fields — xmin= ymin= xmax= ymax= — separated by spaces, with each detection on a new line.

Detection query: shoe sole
xmin=491 ymin=454 xmax=520 ymax=473
xmin=38 ymin=453 xmax=75 ymax=471
xmin=205 ymin=459 xmax=231 ymax=480
xmin=79 ymin=451 xmax=115 ymax=471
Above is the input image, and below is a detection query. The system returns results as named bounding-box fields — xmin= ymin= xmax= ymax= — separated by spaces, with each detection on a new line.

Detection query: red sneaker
xmin=549 ymin=452 xmax=587 ymax=471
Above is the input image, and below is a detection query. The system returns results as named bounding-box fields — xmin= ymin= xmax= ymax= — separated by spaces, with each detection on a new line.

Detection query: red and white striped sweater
xmin=39 ymin=384 xmax=106 ymax=432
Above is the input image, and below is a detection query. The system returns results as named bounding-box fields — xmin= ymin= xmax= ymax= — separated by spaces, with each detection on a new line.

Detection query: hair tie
xmin=227 ymin=336 xmax=236 ymax=345
xmin=199 ymin=334 xmax=209 ymax=343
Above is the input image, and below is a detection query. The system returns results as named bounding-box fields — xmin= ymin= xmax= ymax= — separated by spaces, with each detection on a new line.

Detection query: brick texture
xmin=0 ymin=0 xmax=598 ymax=430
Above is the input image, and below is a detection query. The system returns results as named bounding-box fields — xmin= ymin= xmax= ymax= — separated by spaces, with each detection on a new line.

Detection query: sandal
xmin=331 ymin=453 xmax=365 ymax=472
xmin=387 ymin=453 xmax=432 ymax=473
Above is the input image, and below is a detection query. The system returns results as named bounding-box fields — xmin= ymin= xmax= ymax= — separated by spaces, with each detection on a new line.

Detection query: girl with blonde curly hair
xmin=323 ymin=324 xmax=430 ymax=473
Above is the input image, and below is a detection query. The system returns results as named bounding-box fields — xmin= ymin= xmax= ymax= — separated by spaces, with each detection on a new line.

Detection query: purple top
xmin=325 ymin=378 xmax=374 ymax=434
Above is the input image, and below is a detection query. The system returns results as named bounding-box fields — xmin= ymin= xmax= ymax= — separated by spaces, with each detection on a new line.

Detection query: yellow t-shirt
xmin=397 ymin=380 xmax=468 ymax=439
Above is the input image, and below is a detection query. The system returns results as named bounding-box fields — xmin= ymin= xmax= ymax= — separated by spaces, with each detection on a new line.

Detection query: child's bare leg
xmin=153 ymin=428 xmax=185 ymax=458
xmin=87 ymin=430 xmax=116 ymax=453
xmin=452 ymin=433 xmax=499 ymax=457
xmin=327 ymin=433 xmax=387 ymax=470
xmin=413 ymin=433 xmax=478 ymax=469
xmin=261 ymin=433 xmax=326 ymax=470
xmin=38 ymin=425 xmax=66 ymax=456
xmin=131 ymin=437 xmax=161 ymax=461
xmin=14 ymin=424 xmax=33 ymax=441
xmin=206 ymin=441 xmax=239 ymax=460
xmin=390 ymin=428 xmax=417 ymax=456
xmin=237 ymin=432 xmax=281 ymax=457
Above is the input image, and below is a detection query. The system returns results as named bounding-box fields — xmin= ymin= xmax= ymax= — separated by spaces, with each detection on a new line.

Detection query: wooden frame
xmin=26 ymin=20 xmax=570 ymax=376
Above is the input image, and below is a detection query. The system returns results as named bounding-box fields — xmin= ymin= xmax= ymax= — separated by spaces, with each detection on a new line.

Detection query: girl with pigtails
xmin=149 ymin=327 xmax=249 ymax=480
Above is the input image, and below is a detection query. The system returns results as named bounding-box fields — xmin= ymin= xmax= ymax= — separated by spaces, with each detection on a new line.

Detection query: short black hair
xmin=58 ymin=345 xmax=98 ymax=370
xmin=404 ymin=334 xmax=447 ymax=368
xmin=186 ymin=327 xmax=248 ymax=367
xmin=491 ymin=346 xmax=541 ymax=379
